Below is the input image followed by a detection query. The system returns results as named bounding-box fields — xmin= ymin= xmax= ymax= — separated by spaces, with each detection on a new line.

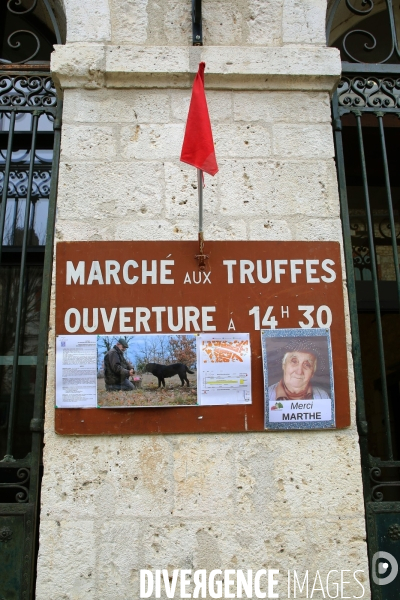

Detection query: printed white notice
xmin=197 ymin=333 xmax=252 ymax=405
xmin=56 ymin=335 xmax=97 ymax=408
xmin=268 ymin=399 xmax=332 ymax=423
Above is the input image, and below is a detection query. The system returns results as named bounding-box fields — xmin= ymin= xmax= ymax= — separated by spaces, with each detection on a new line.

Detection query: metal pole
xmin=0 ymin=111 xmax=16 ymax=261
xmin=5 ymin=112 xmax=39 ymax=460
xmin=198 ymin=168 xmax=203 ymax=233
xmin=376 ymin=112 xmax=400 ymax=309
xmin=196 ymin=168 xmax=207 ymax=270
xmin=332 ymin=99 xmax=371 ymax=500
xmin=354 ymin=110 xmax=393 ymax=461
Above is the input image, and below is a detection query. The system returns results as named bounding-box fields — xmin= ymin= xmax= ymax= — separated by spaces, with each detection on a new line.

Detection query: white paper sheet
xmin=268 ymin=398 xmax=333 ymax=423
xmin=197 ymin=333 xmax=252 ymax=405
xmin=56 ymin=335 xmax=97 ymax=408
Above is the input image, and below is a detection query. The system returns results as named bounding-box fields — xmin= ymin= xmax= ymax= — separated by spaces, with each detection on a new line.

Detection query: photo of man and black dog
xmin=97 ymin=334 xmax=198 ymax=407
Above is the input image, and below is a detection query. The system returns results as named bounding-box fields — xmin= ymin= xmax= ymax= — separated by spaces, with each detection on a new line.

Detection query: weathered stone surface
xmin=56 ymin=161 xmax=165 ymax=220
xmin=109 ymin=0 xmax=148 ymax=44
xmin=172 ymin=436 xmax=236 ymax=517
xmin=63 ymin=89 xmax=171 ymax=123
xmin=51 ymin=45 xmax=342 ymax=91
xmin=272 ymin=124 xmax=335 ymax=159
xmin=233 ymin=91 xmax=331 ymax=123
xmin=37 ymin=520 xmax=96 ymax=599
xmin=163 ymin=0 xmax=192 ymax=45
xmin=106 ymin=0 xmax=328 ymax=48
xmin=249 ymin=218 xmax=293 ymax=240
xmin=64 ymin=0 xmax=111 ymax=43
xmin=246 ymin=0 xmax=283 ymax=46
xmin=270 ymin=159 xmax=340 ymax=217
xmin=202 ymin=0 xmax=244 ymax=46
xmin=171 ymin=90 xmax=234 ymax=123
xmin=282 ymin=0 xmax=327 ymax=45
xmin=205 ymin=218 xmax=248 ymax=240
xmin=219 ymin=159 xmax=274 ymax=216
xmin=164 ymin=162 xmax=218 ymax=220
xmin=97 ymin=520 xmax=141 ymax=598
xmin=61 ymin=125 xmax=118 ymax=161
xmin=55 ymin=218 xmax=118 ymax=242
xmin=120 ymin=124 xmax=185 ymax=160
xmin=294 ymin=217 xmax=344 ymax=241
xmin=51 ymin=44 xmax=106 ymax=90
xmin=37 ymin=433 xmax=368 ymax=598
xmin=214 ymin=124 xmax=271 ymax=158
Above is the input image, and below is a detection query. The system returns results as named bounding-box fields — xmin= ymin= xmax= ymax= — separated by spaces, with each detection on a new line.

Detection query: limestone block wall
xmin=62 ymin=0 xmax=327 ymax=46
xmin=54 ymin=87 xmax=339 ymax=242
xmin=35 ymin=0 xmax=370 ymax=598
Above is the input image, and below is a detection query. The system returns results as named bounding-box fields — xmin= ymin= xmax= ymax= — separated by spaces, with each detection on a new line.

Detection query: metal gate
xmin=0 ymin=2 xmax=62 ymax=598
xmin=329 ymin=1 xmax=400 ymax=597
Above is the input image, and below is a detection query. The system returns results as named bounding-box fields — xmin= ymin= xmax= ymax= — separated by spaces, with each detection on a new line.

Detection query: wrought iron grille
xmin=333 ymin=72 xmax=400 ymax=474
xmin=0 ymin=2 xmax=62 ymax=598
xmin=333 ymin=71 xmax=400 ymax=597
xmin=0 ymin=70 xmax=61 ymax=598
xmin=328 ymin=0 xmax=400 ymax=64
xmin=0 ymin=73 xmax=59 ymax=463
xmin=0 ymin=0 xmax=62 ymax=66
xmin=337 ymin=75 xmax=400 ymax=111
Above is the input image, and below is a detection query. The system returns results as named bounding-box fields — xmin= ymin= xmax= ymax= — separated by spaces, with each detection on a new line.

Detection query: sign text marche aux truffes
xmin=63 ymin=257 xmax=337 ymax=335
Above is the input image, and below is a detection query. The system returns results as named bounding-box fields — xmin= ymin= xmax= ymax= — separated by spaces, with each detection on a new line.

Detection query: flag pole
xmin=198 ymin=168 xmax=203 ymax=234
xmin=195 ymin=168 xmax=208 ymax=271
xmin=180 ymin=62 xmax=217 ymax=271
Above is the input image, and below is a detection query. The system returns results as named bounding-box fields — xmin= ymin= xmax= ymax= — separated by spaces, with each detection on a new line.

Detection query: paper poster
xmin=96 ymin=334 xmax=198 ymax=408
xmin=262 ymin=328 xmax=335 ymax=430
xmin=56 ymin=333 xmax=252 ymax=409
xmin=197 ymin=333 xmax=252 ymax=405
xmin=56 ymin=335 xmax=97 ymax=408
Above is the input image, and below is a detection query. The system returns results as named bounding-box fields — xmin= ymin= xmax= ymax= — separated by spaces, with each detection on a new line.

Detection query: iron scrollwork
xmin=353 ymin=245 xmax=371 ymax=274
xmin=378 ymin=218 xmax=400 ymax=239
xmin=0 ymin=168 xmax=52 ymax=245
xmin=338 ymin=76 xmax=400 ymax=111
xmin=348 ymin=209 xmax=400 ymax=279
xmin=6 ymin=31 xmax=41 ymax=66
xmin=345 ymin=0 xmax=374 ymax=15
xmin=343 ymin=30 xmax=378 ymax=63
xmin=329 ymin=0 xmax=400 ymax=64
xmin=0 ymin=468 xmax=30 ymax=503
xmin=0 ymin=170 xmax=52 ymax=199
xmin=0 ymin=75 xmax=57 ymax=107
xmin=1 ymin=1 xmax=40 ymax=65
xmin=0 ymin=0 xmax=61 ymax=65
xmin=370 ymin=466 xmax=400 ymax=501
xmin=7 ymin=0 xmax=38 ymax=14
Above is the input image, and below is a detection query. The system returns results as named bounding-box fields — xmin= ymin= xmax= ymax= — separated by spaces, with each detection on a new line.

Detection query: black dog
xmin=145 ymin=363 xmax=194 ymax=388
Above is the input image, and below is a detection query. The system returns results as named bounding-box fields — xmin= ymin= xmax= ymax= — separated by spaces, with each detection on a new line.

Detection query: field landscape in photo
xmin=97 ymin=334 xmax=198 ymax=408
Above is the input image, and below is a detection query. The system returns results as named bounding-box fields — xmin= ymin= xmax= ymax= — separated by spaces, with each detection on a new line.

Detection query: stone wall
xmin=36 ymin=0 xmax=370 ymax=598
xmin=62 ymin=0 xmax=327 ymax=46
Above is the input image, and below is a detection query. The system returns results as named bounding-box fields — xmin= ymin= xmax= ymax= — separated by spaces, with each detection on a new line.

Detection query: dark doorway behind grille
xmin=333 ymin=71 xmax=400 ymax=599
xmin=0 ymin=71 xmax=61 ymax=599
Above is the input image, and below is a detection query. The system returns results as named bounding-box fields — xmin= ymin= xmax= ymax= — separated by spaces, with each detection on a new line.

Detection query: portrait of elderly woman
xmin=265 ymin=335 xmax=332 ymax=402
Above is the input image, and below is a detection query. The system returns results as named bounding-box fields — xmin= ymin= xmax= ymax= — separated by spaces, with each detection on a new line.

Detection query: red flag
xmin=180 ymin=62 xmax=218 ymax=176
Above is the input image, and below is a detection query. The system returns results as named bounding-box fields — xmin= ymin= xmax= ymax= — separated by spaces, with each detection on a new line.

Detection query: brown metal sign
xmin=55 ymin=240 xmax=351 ymax=435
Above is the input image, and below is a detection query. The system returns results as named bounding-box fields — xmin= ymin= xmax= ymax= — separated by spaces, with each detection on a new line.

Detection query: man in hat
xmin=104 ymin=338 xmax=136 ymax=391
xmin=268 ymin=341 xmax=329 ymax=401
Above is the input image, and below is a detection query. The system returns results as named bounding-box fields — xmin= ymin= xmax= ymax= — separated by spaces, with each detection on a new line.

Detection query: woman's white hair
xmin=282 ymin=351 xmax=317 ymax=374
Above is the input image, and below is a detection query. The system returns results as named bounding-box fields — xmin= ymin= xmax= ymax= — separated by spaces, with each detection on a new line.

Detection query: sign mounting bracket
xmin=192 ymin=0 xmax=203 ymax=45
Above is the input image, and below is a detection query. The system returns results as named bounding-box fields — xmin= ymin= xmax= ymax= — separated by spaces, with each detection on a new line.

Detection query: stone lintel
xmin=51 ymin=44 xmax=341 ymax=92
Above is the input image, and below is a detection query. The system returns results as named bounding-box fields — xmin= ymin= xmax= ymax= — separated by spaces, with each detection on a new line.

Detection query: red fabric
xmin=180 ymin=62 xmax=218 ymax=176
